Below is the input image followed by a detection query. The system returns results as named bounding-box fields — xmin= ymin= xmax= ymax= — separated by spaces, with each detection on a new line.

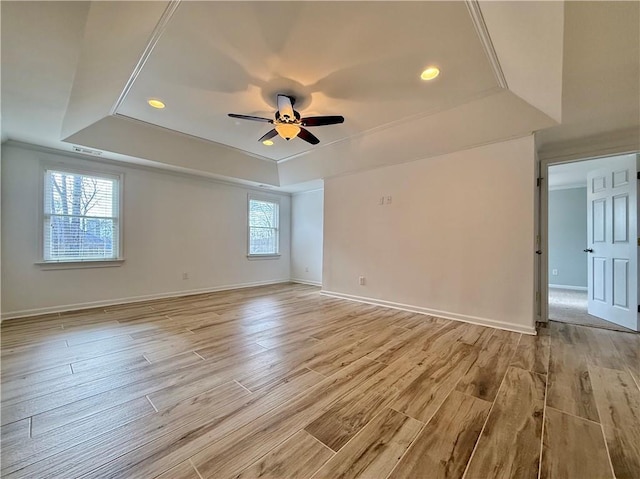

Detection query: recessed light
xmin=420 ymin=67 xmax=440 ymax=81
xmin=262 ymin=140 xmax=274 ymax=146
xmin=147 ymin=99 xmax=165 ymax=109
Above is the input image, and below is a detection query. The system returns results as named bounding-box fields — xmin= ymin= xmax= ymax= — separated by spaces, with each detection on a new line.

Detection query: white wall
xmin=291 ymin=189 xmax=323 ymax=285
xmin=323 ymin=135 xmax=537 ymax=334
xmin=1 ymin=143 xmax=291 ymax=318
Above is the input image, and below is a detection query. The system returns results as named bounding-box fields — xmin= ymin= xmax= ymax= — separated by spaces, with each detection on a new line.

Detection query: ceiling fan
xmin=228 ymin=94 xmax=344 ymax=145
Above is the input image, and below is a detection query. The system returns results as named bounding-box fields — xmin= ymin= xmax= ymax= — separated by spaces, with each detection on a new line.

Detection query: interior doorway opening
xmin=545 ymin=154 xmax=639 ymax=333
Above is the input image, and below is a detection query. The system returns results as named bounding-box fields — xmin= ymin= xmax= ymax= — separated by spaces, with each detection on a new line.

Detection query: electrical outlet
xmin=182 ymin=272 xmax=189 ymax=280
xmin=379 ymin=196 xmax=385 ymax=205
xmin=386 ymin=196 xmax=392 ymax=204
xmin=552 ymin=269 xmax=558 ymax=276
xmin=359 ymin=276 xmax=366 ymax=285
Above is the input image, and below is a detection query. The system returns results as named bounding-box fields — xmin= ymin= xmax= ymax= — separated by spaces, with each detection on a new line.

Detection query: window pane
xmin=249 ymin=227 xmax=277 ymax=255
xmin=248 ymin=198 xmax=279 ymax=255
xmin=48 ymin=172 xmax=115 ymax=217
xmin=44 ymin=170 xmax=120 ymax=261
xmin=46 ymin=216 xmax=117 ymax=260
xmin=249 ymin=200 xmax=276 ymax=227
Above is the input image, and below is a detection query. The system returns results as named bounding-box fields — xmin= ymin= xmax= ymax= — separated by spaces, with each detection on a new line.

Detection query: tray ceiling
xmin=116 ymin=1 xmax=498 ymax=162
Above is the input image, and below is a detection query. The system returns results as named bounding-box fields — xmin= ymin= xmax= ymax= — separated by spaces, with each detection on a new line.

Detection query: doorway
xmin=544 ymin=154 xmax=639 ymax=333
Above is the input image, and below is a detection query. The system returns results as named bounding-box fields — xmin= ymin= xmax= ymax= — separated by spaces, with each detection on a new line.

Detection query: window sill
xmin=35 ymin=259 xmax=125 ymax=270
xmin=247 ymin=254 xmax=281 ymax=260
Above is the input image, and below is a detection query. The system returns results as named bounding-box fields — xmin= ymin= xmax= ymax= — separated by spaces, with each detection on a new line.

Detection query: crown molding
xmin=548 ymin=183 xmax=587 ymax=191
xmin=465 ymin=0 xmax=508 ymax=90
xmin=538 ymin=127 xmax=640 ymax=164
xmin=111 ymin=0 xmax=182 ymax=115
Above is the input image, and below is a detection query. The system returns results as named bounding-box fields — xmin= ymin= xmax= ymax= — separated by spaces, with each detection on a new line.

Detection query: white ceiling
xmin=1 ymin=1 xmax=638 ymax=192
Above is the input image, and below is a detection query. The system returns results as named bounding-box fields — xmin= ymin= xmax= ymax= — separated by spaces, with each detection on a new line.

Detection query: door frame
xmin=538 ymin=151 xmax=640 ymax=324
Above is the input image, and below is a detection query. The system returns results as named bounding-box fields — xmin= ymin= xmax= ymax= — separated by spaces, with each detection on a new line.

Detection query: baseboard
xmin=290 ymin=278 xmax=322 ymax=287
xmin=2 ymin=281 xmax=537 ymax=335
xmin=320 ymin=290 xmax=537 ymax=335
xmin=1 ymin=278 xmax=292 ymax=320
xmin=549 ymin=284 xmax=588 ymax=291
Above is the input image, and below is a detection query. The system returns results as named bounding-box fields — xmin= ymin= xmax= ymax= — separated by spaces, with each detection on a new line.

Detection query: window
xmin=43 ymin=168 xmax=121 ymax=262
xmin=248 ymin=196 xmax=279 ymax=256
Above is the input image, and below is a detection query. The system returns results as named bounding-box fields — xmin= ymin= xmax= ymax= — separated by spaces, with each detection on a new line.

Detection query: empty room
xmin=1 ymin=1 xmax=639 ymax=478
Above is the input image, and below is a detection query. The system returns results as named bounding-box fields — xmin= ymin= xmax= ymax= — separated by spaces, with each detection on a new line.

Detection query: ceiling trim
xmin=110 ymin=0 xmax=182 ymax=115
xmin=292 ymin=187 xmax=324 ymax=196
xmin=538 ymin=127 xmax=640 ymax=164
xmin=465 ymin=0 xmax=508 ymax=89
xmin=549 ymin=183 xmax=587 ymax=191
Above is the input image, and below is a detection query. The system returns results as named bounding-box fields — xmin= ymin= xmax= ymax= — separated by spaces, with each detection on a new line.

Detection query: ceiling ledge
xmin=64 ymin=115 xmax=280 ymax=185
xmin=278 ymin=89 xmax=557 ymax=186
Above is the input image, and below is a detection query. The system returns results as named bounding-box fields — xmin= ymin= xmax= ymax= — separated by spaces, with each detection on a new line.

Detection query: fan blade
xmin=301 ymin=115 xmax=344 ymax=127
xmin=228 ymin=113 xmax=273 ymax=123
xmin=258 ymin=129 xmax=278 ymax=142
xmin=297 ymin=127 xmax=320 ymax=145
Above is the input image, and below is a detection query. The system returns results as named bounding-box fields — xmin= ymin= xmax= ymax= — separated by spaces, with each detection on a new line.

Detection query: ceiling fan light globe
xmin=275 ymin=123 xmax=301 ymax=140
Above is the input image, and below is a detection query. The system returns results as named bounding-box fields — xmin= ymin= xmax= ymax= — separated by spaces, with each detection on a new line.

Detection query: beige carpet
xmin=548 ymin=287 xmax=636 ymax=333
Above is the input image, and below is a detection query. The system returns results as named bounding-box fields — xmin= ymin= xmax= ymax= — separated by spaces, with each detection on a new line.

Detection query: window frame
xmin=38 ymin=163 xmax=125 ymax=269
xmin=247 ymin=194 xmax=281 ymax=258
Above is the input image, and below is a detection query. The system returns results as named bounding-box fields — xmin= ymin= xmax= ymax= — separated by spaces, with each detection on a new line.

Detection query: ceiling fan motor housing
xmin=277 ymin=94 xmax=297 ymax=121
xmin=275 ymin=109 xmax=301 ymax=124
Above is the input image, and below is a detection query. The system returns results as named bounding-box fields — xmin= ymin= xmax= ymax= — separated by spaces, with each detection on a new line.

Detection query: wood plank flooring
xmin=1 ymin=283 xmax=638 ymax=478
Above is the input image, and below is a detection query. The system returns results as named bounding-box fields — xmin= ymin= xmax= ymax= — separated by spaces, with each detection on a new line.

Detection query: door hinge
xmin=637 ymin=305 xmax=639 ymax=313
xmin=637 ymin=172 xmax=640 ymax=180
xmin=536 ymin=177 xmax=542 ymax=187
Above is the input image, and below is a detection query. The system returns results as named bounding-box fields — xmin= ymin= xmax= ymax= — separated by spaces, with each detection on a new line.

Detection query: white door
xmin=586 ymin=155 xmax=639 ymax=331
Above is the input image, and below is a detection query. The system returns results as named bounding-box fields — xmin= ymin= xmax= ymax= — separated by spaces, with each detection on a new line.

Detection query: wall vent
xmin=72 ymin=146 xmax=103 ymax=157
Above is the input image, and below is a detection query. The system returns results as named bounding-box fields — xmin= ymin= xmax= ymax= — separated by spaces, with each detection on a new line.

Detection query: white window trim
xmin=34 ymin=259 xmax=125 ymax=271
xmin=247 ymin=194 xmax=280 ymax=258
xmin=38 ymin=162 xmax=125 ymax=268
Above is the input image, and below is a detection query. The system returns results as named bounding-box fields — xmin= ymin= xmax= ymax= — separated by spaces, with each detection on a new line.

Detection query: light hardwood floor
xmin=1 ymin=283 xmax=638 ymax=478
